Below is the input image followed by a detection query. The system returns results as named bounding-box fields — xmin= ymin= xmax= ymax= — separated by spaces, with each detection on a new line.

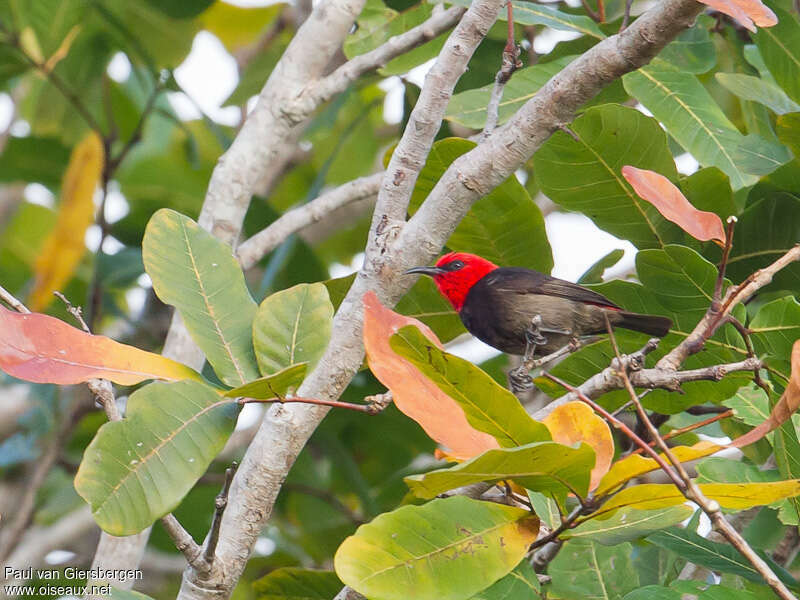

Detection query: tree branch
xmin=236 ymin=172 xmax=383 ymax=270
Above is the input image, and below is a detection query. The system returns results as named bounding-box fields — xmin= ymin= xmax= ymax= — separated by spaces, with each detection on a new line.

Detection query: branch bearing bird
xmin=406 ymin=252 xmax=672 ymax=389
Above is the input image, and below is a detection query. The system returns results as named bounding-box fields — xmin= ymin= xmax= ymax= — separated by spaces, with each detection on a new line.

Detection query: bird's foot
xmin=508 ymin=365 xmax=534 ymax=393
xmin=525 ymin=315 xmax=548 ymax=347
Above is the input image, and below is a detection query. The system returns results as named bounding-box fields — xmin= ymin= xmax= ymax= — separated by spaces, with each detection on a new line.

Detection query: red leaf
xmin=733 ymin=340 xmax=800 ymax=448
xmin=0 ymin=305 xmax=201 ymax=385
xmin=622 ymin=166 xmax=727 ymax=245
xmin=363 ymin=291 xmax=498 ymax=459
xmin=697 ymin=0 xmax=777 ymax=32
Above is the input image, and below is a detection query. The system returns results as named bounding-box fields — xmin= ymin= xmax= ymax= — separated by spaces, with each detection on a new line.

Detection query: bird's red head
xmin=406 ymin=252 xmax=498 ymax=311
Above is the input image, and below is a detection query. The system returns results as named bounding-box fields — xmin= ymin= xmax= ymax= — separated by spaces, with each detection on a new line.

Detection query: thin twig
xmin=482 ymin=1 xmax=522 ymax=138
xmin=160 ymin=514 xmax=207 ymax=574
xmin=237 ymin=396 xmax=386 ymax=414
xmin=621 ymin=0 xmax=634 ymax=30
xmin=203 ymin=462 xmax=239 ymax=565
xmin=629 ymin=410 xmax=734 ymax=455
xmin=54 ymin=291 xmax=91 ymax=333
xmin=712 ymin=216 xmax=737 ymax=307
xmin=580 ymin=0 xmax=602 ymax=22
xmin=606 ymin=322 xmax=797 ymax=600
xmin=108 ymin=74 xmax=167 ymax=172
xmin=0 ymin=284 xmax=30 ymax=313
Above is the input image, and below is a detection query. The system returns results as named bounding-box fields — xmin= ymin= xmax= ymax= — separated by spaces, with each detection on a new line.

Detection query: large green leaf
xmin=253 ymin=568 xmax=343 ymax=600
xmin=564 ymin=506 xmax=693 ymax=546
xmin=142 ymin=209 xmax=260 ymax=386
xmin=74 ymin=380 xmax=237 ymax=535
xmin=533 ymin=104 xmax=681 ymax=249
xmin=409 ymin=138 xmax=552 ymax=272
xmin=623 ymin=60 xmax=757 ymax=189
xmin=750 ymin=296 xmax=800 ymax=360
xmin=509 ymin=1 xmax=604 ymax=38
xmin=659 ymin=18 xmax=716 ymax=74
xmin=755 ymin=6 xmax=800 ymax=106
xmin=8 ymin=0 xmax=88 ymax=58
xmin=223 ymin=363 xmax=308 ymax=399
xmin=734 ymin=134 xmax=793 ymax=176
xmin=253 ymin=282 xmax=333 ymax=376
xmin=469 ymin=561 xmax=540 ymax=600
xmin=405 ymin=441 xmax=595 ymax=503
xmin=334 ymin=496 xmax=539 ymax=600
xmin=391 ymin=326 xmax=552 ymax=447
xmin=0 ymin=136 xmax=71 ymax=187
xmin=716 ymin=73 xmax=800 ymax=115
xmin=446 ymin=57 xmax=574 ymax=129
xmin=647 ymin=527 xmax=797 ymax=588
xmin=727 ymin=192 xmax=800 ymax=291
xmin=549 ymin=539 xmax=638 ymax=600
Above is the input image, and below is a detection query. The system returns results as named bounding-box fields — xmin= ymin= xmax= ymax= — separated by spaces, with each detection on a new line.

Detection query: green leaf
xmin=101 ymin=589 xmax=155 ymax=600
xmin=533 ymin=104 xmax=681 ymax=249
xmin=750 ymin=296 xmax=800 ymax=359
xmin=727 ymin=193 xmax=800 ymax=292
xmin=142 ymin=0 xmax=213 ymax=18
xmin=623 ymin=587 xmax=681 ymax=600
xmin=469 ymin=561 xmax=540 ymax=599
xmin=754 ymin=6 xmax=800 ymax=106
xmin=659 ymin=18 xmax=716 ymax=74
xmin=509 ymin=1 xmax=605 ymax=38
xmin=404 ymin=441 xmax=595 ymax=503
xmin=391 ymin=326 xmax=552 ymax=448
xmin=777 ymin=112 xmax=800 ymax=155
xmin=74 ymin=380 xmax=237 ymax=535
xmin=647 ymin=527 xmax=797 ymax=588
xmin=564 ymin=506 xmax=693 ymax=546
xmin=142 ymin=209 xmax=260 ymax=387
xmin=724 ymin=384 xmax=770 ymax=428
xmin=623 ymin=60 xmax=757 ymax=189
xmin=716 ymin=73 xmax=800 ymax=115
xmin=446 ymin=57 xmax=574 ymax=129
xmin=253 ymin=567 xmax=343 ymax=600
xmin=8 ymin=0 xmax=87 ymax=58
xmin=577 ymin=249 xmax=625 ymax=284
xmin=734 ymin=134 xmax=793 ymax=176
xmin=253 ymin=283 xmax=333 ymax=376
xmin=549 ymin=539 xmax=638 ymax=600
xmin=224 ymin=363 xmax=307 ymax=399
xmin=334 ymin=496 xmax=539 ymax=600
xmin=409 ymin=138 xmax=553 ymax=272
xmin=0 ymin=136 xmax=71 ymax=187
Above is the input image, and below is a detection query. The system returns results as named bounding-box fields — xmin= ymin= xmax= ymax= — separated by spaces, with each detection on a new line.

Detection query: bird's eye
xmin=449 ymin=260 xmax=465 ymax=270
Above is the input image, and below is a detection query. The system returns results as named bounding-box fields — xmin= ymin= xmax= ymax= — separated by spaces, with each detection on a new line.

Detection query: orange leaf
xmin=543 ymin=401 xmax=613 ymax=491
xmin=0 ymin=305 xmax=201 ymax=385
xmin=621 ymin=166 xmax=726 ymax=245
xmin=733 ymin=340 xmax=800 ymax=448
xmin=363 ymin=291 xmax=498 ymax=459
xmin=29 ymin=132 xmax=104 ymax=310
xmin=697 ymin=0 xmax=777 ymax=32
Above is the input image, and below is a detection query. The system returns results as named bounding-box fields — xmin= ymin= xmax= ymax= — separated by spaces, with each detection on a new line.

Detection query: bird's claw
xmin=508 ymin=366 xmax=534 ymax=393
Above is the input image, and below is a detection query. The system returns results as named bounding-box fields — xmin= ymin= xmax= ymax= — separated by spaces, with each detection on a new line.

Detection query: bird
xmin=406 ymin=251 xmax=672 ymax=390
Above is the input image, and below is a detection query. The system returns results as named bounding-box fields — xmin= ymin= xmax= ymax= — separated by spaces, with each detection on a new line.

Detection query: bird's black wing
xmin=482 ymin=268 xmax=622 ymax=309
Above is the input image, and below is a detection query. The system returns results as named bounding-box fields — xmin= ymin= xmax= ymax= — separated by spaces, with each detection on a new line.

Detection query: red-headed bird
xmin=406 ymin=252 xmax=672 ymax=389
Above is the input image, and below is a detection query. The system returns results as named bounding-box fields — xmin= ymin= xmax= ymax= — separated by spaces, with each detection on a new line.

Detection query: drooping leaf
xmin=334 ymin=496 xmax=539 ymax=600
xmin=253 ymin=283 xmax=333 ymax=376
xmin=363 ymin=292 xmax=498 ymax=458
xmin=595 ymin=442 xmax=722 ymax=496
xmin=577 ymin=249 xmax=625 ymax=285
xmin=623 ymin=60 xmax=757 ymax=189
xmin=0 ymin=305 xmax=201 ymax=385
xmin=564 ymin=506 xmax=693 ymax=546
xmin=142 ymin=209 xmax=260 ymax=387
xmin=732 ymin=340 xmax=800 ymax=447
xmin=404 ymin=441 xmax=595 ymax=504
xmin=29 ymin=132 xmax=103 ymax=310
xmin=716 ymin=73 xmax=800 ymax=115
xmin=409 ymin=138 xmax=552 ymax=273
xmin=75 ymin=380 xmax=237 ymax=535
xmin=595 ymin=481 xmax=800 ymax=517
xmin=543 ymin=401 xmax=613 ymax=491
xmin=696 ymin=0 xmax=776 ymax=32
xmin=252 ymin=567 xmax=343 ymax=600
xmin=621 ymin=166 xmax=726 ymax=245
xmin=549 ymin=539 xmax=638 ymax=600
xmin=648 ymin=527 xmax=797 ymax=587
xmin=223 ymin=363 xmax=307 ymax=399
xmin=754 ymin=6 xmax=800 ymax=105
xmin=391 ymin=325 xmax=552 ymax=449
xmin=534 ymin=104 xmax=682 ymax=249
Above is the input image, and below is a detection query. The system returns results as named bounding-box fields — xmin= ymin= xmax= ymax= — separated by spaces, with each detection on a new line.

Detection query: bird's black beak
xmin=405 ymin=266 xmax=445 ymax=277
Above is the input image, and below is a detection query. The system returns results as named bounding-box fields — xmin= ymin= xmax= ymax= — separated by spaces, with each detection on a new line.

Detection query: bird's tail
xmin=617 ymin=311 xmax=672 ymax=338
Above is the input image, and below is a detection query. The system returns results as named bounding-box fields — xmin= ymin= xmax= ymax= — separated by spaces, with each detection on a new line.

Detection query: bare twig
xmin=580 ymin=0 xmax=603 ymax=22
xmin=54 ymin=291 xmax=91 ymax=332
xmin=483 ymin=1 xmax=522 ymax=138
xmin=161 ymin=514 xmax=207 ymax=574
xmin=236 ymin=173 xmax=383 ymax=270
xmin=203 ymin=463 xmax=239 ymax=565
xmin=712 ymin=216 xmax=737 ymax=306
xmin=237 ymin=395 xmax=385 ymax=414
xmin=621 ymin=0 xmax=634 ymax=30
xmin=0 ymin=284 xmax=30 ymax=313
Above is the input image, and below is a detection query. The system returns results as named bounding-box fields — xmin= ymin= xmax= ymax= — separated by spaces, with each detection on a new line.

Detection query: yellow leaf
xmin=596 ymin=480 xmax=800 ymax=517
xmin=29 ymin=132 xmax=104 ymax=310
xmin=19 ymin=27 xmax=44 ymax=64
xmin=595 ymin=441 xmax=722 ymax=497
xmin=199 ymin=3 xmax=285 ymax=52
xmin=544 ymin=401 xmax=613 ymax=491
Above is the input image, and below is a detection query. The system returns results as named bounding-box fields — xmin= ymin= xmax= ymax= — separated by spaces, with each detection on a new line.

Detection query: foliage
xmin=1 ymin=0 xmax=800 ymax=599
